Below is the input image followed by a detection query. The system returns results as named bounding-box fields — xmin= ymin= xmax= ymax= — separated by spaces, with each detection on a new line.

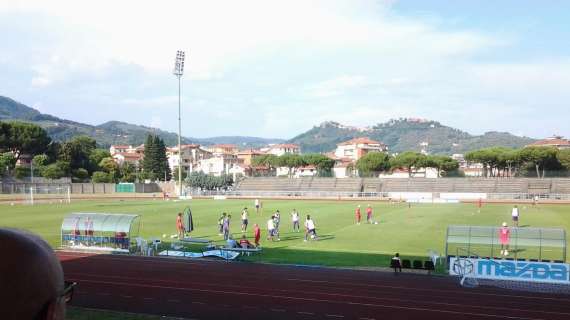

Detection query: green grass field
xmin=1 ymin=198 xmax=569 ymax=267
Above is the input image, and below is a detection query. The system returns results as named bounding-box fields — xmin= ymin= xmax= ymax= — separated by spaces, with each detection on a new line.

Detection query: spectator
xmin=391 ymin=253 xmax=402 ymax=274
xmin=253 ymin=223 xmax=261 ymax=247
xmin=0 ymin=228 xmax=73 ymax=320
xmin=226 ymin=236 xmax=238 ymax=248
xmin=239 ymin=235 xmax=253 ymax=249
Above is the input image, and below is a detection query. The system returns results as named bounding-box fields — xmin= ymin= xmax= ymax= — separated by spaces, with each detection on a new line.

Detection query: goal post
xmin=25 ymin=185 xmax=71 ymax=205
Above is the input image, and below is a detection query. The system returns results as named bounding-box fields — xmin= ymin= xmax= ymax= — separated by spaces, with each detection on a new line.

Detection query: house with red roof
xmin=527 ymin=136 xmax=570 ymax=149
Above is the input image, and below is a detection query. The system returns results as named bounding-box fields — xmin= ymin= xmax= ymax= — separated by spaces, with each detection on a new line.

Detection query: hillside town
xmin=108 ymin=135 xmax=570 ymax=180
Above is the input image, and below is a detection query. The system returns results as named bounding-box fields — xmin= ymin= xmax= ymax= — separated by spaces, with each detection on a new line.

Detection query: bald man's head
xmin=0 ymin=228 xmax=65 ymax=320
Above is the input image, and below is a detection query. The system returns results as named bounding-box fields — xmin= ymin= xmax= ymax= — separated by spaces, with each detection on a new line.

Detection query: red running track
xmin=59 ymin=251 xmax=570 ymax=320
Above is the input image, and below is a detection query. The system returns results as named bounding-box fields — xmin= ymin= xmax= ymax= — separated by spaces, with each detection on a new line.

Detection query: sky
xmin=1 ymin=0 xmax=570 ymax=139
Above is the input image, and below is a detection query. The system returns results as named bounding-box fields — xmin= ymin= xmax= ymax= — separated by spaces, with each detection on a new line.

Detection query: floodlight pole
xmin=173 ymin=51 xmax=185 ymax=197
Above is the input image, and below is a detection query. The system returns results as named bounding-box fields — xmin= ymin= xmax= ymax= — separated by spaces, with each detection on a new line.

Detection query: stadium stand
xmin=235 ymin=177 xmax=570 ymax=194
xmin=527 ymin=179 xmax=552 ymax=194
xmin=495 ymin=179 xmax=527 ymax=193
xmin=552 ymin=179 xmax=570 ymax=194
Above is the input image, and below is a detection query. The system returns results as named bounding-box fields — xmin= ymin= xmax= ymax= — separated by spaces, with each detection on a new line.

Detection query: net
xmin=24 ymin=185 xmax=71 ymax=205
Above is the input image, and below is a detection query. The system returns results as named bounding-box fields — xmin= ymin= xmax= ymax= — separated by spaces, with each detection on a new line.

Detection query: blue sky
xmin=1 ymin=0 xmax=569 ymax=139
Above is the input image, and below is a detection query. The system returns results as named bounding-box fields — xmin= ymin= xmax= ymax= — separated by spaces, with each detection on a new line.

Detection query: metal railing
xmin=184 ymin=189 xmax=570 ymax=201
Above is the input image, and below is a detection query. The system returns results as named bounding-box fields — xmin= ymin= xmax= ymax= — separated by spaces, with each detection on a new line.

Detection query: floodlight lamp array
xmin=173 ymin=50 xmax=185 ymax=76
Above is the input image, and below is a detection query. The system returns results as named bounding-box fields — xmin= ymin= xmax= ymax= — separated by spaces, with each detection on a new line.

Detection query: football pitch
xmin=2 ymin=198 xmax=570 ymax=267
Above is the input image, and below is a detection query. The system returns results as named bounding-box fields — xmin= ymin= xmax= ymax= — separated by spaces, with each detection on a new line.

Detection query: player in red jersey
xmin=366 ymin=205 xmax=373 ymax=223
xmin=253 ymin=223 xmax=261 ymax=247
xmin=355 ymin=205 xmax=361 ymax=225
xmin=499 ymin=222 xmax=510 ymax=256
xmin=176 ymin=212 xmax=185 ymax=239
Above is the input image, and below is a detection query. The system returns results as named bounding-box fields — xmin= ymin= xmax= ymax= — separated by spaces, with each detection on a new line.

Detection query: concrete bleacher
xmin=236 ymin=177 xmax=570 ymax=194
xmin=552 ymin=179 xmax=570 ymax=194
xmin=527 ymin=179 xmax=552 ymax=194
xmin=495 ymin=179 xmax=527 ymax=194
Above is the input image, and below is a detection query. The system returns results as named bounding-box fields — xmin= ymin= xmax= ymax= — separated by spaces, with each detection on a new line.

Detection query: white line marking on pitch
xmin=120 ymin=295 xmax=133 ymax=298
xmin=326 ymin=315 xmax=344 ymax=318
xmin=298 ymin=311 xmax=315 ymax=315
xmin=191 ymin=301 xmax=205 ymax=305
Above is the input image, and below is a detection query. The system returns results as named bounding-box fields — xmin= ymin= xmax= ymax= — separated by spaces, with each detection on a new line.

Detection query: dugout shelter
xmin=445 ymin=225 xmax=566 ymax=264
xmin=61 ymin=213 xmax=141 ymax=253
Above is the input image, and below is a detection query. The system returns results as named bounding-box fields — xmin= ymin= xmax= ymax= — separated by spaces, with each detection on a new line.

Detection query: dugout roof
xmin=446 ymin=225 xmax=566 ymax=262
xmin=61 ymin=213 xmax=141 ymax=251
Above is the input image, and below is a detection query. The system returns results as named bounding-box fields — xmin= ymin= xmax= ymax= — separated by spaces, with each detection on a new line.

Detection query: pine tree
xmin=142 ymin=134 xmax=157 ymax=180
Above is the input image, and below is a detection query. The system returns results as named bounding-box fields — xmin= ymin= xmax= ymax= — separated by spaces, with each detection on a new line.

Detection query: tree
xmin=142 ymin=134 xmax=171 ymax=181
xmin=302 ymin=153 xmax=335 ymax=177
xmin=59 ymin=136 xmax=97 ymax=174
xmin=519 ymin=146 xmax=559 ymax=178
xmin=277 ymin=154 xmax=306 ymax=177
xmin=356 ymin=152 xmax=390 ymax=177
xmin=185 ymin=171 xmax=233 ymax=190
xmin=251 ymin=154 xmax=279 ymax=176
xmin=0 ymin=152 xmax=16 ymax=176
xmin=118 ymin=162 xmax=137 ymax=182
xmin=41 ymin=163 xmax=66 ymax=180
xmin=390 ymin=152 xmax=426 ymax=177
xmin=422 ymin=155 xmax=459 ymax=177
xmin=173 ymin=166 xmax=187 ymax=182
xmin=98 ymin=157 xmax=119 ymax=182
xmin=558 ymin=149 xmax=570 ymax=172
xmin=72 ymin=168 xmax=89 ymax=181
xmin=89 ymin=149 xmax=112 ymax=173
xmin=92 ymin=171 xmax=112 ymax=183
xmin=1 ymin=122 xmax=51 ymax=161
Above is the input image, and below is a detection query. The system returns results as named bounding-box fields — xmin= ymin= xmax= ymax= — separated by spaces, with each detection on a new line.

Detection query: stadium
xmin=3 ymin=2 xmax=570 ymax=320
xmin=2 ymin=175 xmax=570 ymax=319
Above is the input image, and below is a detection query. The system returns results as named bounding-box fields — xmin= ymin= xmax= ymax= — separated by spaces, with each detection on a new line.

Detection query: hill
xmin=0 ymin=96 xmax=283 ymax=148
xmin=289 ymin=119 xmax=536 ymax=154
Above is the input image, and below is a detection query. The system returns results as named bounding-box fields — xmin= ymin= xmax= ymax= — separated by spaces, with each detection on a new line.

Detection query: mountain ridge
xmin=1 ymin=96 xmax=536 ymax=153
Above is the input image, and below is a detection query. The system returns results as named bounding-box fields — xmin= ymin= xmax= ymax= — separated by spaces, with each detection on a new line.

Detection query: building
xmin=334 ymin=137 xmax=387 ymax=162
xmin=110 ymin=144 xmax=145 ymax=167
xmin=166 ymin=144 xmax=212 ymax=174
xmin=197 ymin=154 xmax=239 ymax=176
xmin=267 ymin=144 xmax=300 ymax=156
xmin=112 ymin=152 xmax=143 ymax=167
xmin=110 ymin=145 xmax=135 ymax=155
xmin=206 ymin=144 xmax=239 ymax=155
xmin=527 ymin=136 xmax=570 ymax=149
xmin=236 ymin=149 xmax=265 ymax=167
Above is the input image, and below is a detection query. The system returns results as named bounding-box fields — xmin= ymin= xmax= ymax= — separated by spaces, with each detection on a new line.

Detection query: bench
xmin=400 ymin=259 xmax=435 ymax=274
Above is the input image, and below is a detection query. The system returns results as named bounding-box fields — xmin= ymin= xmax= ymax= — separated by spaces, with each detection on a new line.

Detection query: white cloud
xmin=308 ymin=75 xmax=370 ymax=98
xmin=1 ymin=0 xmax=568 ymax=139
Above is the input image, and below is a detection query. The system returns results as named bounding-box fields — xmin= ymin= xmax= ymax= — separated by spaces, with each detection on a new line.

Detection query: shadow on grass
xmin=240 ymin=246 xmax=440 ymax=270
xmin=157 ymin=241 xmax=445 ymax=274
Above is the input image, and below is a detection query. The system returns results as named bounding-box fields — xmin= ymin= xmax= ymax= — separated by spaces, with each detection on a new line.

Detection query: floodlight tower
xmin=173 ymin=50 xmax=185 ymax=196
